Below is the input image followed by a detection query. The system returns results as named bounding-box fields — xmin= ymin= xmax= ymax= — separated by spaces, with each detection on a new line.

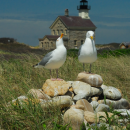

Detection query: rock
xmin=90 ymin=101 xmax=99 ymax=110
xmin=84 ymin=111 xmax=98 ymax=124
xmin=42 ymin=79 xmax=70 ymax=97
xmin=70 ymin=105 xmax=85 ymax=110
xmin=114 ymin=109 xmax=130 ymax=116
xmin=27 ymin=89 xmax=51 ymax=100
xmin=97 ymin=112 xmax=118 ymax=123
xmin=91 ymin=123 xmax=113 ymax=130
xmin=101 ymin=84 xmax=108 ymax=90
xmin=10 ymin=96 xmax=44 ymax=108
xmin=64 ymin=90 xmax=74 ymax=98
xmin=99 ymin=123 xmax=113 ymax=130
xmin=66 ymin=81 xmax=74 ymax=86
xmin=118 ymin=89 xmax=122 ymax=96
xmin=76 ymin=73 xmax=103 ymax=87
xmin=91 ymin=96 xmax=99 ymax=101
xmin=84 ymin=111 xmax=118 ymax=124
xmin=103 ymin=86 xmax=122 ymax=100
xmin=69 ymin=87 xmax=73 ymax=92
xmin=63 ymin=108 xmax=84 ymax=130
xmin=76 ymin=99 xmax=94 ymax=113
xmin=40 ymin=96 xmax=73 ymax=109
xmin=72 ymin=81 xmax=91 ymax=100
xmin=95 ymin=104 xmax=110 ymax=113
xmin=98 ymin=98 xmax=130 ymax=109
xmin=90 ymin=87 xmax=103 ymax=96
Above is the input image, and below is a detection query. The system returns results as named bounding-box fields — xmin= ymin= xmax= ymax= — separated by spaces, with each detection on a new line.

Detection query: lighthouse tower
xmin=77 ymin=0 xmax=91 ymax=19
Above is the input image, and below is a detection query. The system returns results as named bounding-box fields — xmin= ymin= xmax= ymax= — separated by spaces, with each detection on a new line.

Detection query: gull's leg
xmin=56 ymin=69 xmax=63 ymax=81
xmin=89 ymin=64 xmax=92 ymax=73
xmin=50 ymin=69 xmax=56 ymax=81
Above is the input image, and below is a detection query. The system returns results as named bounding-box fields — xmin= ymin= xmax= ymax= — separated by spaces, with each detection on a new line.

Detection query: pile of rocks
xmin=9 ymin=73 xmax=130 ymax=130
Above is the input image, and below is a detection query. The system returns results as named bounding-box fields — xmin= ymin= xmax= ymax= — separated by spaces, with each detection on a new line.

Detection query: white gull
xmin=78 ymin=31 xmax=97 ymax=73
xmin=33 ymin=33 xmax=67 ymax=80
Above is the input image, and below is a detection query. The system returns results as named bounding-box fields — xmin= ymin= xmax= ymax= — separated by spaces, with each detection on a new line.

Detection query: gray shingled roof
xmin=58 ymin=16 xmax=96 ymax=29
xmin=39 ymin=35 xmax=68 ymax=41
xmin=122 ymin=42 xmax=130 ymax=46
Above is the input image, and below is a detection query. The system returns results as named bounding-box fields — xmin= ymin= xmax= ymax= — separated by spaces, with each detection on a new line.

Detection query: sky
xmin=0 ymin=0 xmax=130 ymax=46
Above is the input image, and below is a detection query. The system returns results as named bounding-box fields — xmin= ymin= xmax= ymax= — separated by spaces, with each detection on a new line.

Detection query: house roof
xmin=50 ymin=16 xmax=97 ymax=29
xmin=120 ymin=42 xmax=130 ymax=46
xmin=39 ymin=35 xmax=68 ymax=41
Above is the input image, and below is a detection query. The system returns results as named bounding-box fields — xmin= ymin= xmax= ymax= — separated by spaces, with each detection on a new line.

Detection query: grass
xmin=0 ymin=43 xmax=130 ymax=129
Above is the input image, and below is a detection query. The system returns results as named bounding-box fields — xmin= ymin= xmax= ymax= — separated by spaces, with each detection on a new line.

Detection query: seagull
xmin=78 ymin=31 xmax=97 ymax=73
xmin=33 ymin=33 xmax=67 ymax=81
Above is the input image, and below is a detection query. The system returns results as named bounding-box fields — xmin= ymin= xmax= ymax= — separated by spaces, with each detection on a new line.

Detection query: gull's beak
xmin=60 ymin=33 xmax=64 ymax=39
xmin=90 ymin=36 xmax=93 ymax=40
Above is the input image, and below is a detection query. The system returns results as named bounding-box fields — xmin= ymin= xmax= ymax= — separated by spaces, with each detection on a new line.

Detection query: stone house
xmin=119 ymin=42 xmax=130 ymax=49
xmin=39 ymin=0 xmax=97 ymax=50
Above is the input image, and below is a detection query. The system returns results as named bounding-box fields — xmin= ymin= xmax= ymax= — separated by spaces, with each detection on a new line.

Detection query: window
xmin=81 ymin=40 xmax=83 ymax=45
xmin=65 ymin=30 xmax=67 ymax=35
xmin=41 ymin=42 xmax=43 ymax=47
xmin=61 ymin=30 xmax=63 ymax=34
xmin=57 ymin=30 xmax=59 ymax=35
xmin=53 ymin=30 xmax=55 ymax=35
xmin=74 ymin=40 xmax=77 ymax=45
xmin=58 ymin=23 xmax=60 ymax=27
xmin=48 ymin=42 xmax=49 ymax=47
xmin=51 ymin=42 xmax=53 ymax=47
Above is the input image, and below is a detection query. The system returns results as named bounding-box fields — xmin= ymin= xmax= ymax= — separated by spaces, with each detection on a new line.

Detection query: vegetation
xmin=0 ymin=43 xmax=130 ymax=129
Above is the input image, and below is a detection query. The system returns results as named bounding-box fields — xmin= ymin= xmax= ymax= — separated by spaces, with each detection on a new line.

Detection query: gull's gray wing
xmin=78 ymin=45 xmax=82 ymax=56
xmin=39 ymin=51 xmax=53 ymax=66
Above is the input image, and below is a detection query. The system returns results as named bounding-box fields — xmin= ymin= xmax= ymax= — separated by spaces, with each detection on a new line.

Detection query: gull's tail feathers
xmin=33 ymin=63 xmax=44 ymax=68
xmin=33 ymin=63 xmax=39 ymax=68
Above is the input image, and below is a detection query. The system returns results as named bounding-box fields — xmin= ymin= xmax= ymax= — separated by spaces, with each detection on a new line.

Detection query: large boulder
xmin=27 ymin=89 xmax=51 ymax=100
xmin=72 ymin=81 xmax=91 ymax=100
xmin=103 ymin=86 xmax=122 ymax=100
xmin=77 ymin=73 xmax=103 ymax=87
xmin=42 ymin=79 xmax=70 ymax=97
xmin=63 ymin=108 xmax=84 ymax=130
xmin=98 ymin=98 xmax=130 ymax=109
xmin=76 ymin=99 xmax=94 ymax=113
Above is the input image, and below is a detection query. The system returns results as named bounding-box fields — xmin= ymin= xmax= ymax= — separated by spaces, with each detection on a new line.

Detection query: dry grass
xmin=0 ymin=48 xmax=130 ymax=129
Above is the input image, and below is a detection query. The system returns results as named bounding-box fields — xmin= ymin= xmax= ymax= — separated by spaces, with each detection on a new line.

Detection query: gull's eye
xmin=57 ymin=40 xmax=59 ymax=41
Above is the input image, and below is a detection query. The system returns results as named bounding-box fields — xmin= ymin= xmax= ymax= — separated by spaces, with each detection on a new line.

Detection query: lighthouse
xmin=77 ymin=0 xmax=91 ymax=19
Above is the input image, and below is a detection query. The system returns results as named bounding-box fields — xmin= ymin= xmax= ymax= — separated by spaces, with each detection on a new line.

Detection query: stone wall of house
xmin=51 ymin=19 xmax=68 ymax=37
xmin=39 ymin=38 xmax=56 ymax=50
xmin=68 ymin=30 xmax=87 ymax=49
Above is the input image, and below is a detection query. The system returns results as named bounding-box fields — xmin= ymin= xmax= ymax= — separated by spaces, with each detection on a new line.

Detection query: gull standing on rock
xmin=78 ymin=31 xmax=97 ymax=73
xmin=33 ymin=33 xmax=67 ymax=81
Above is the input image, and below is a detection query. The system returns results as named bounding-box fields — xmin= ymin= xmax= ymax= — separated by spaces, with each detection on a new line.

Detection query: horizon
xmin=0 ymin=0 xmax=130 ymax=46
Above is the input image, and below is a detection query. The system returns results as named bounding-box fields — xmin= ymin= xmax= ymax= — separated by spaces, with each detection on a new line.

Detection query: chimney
xmin=65 ymin=9 xmax=69 ymax=17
